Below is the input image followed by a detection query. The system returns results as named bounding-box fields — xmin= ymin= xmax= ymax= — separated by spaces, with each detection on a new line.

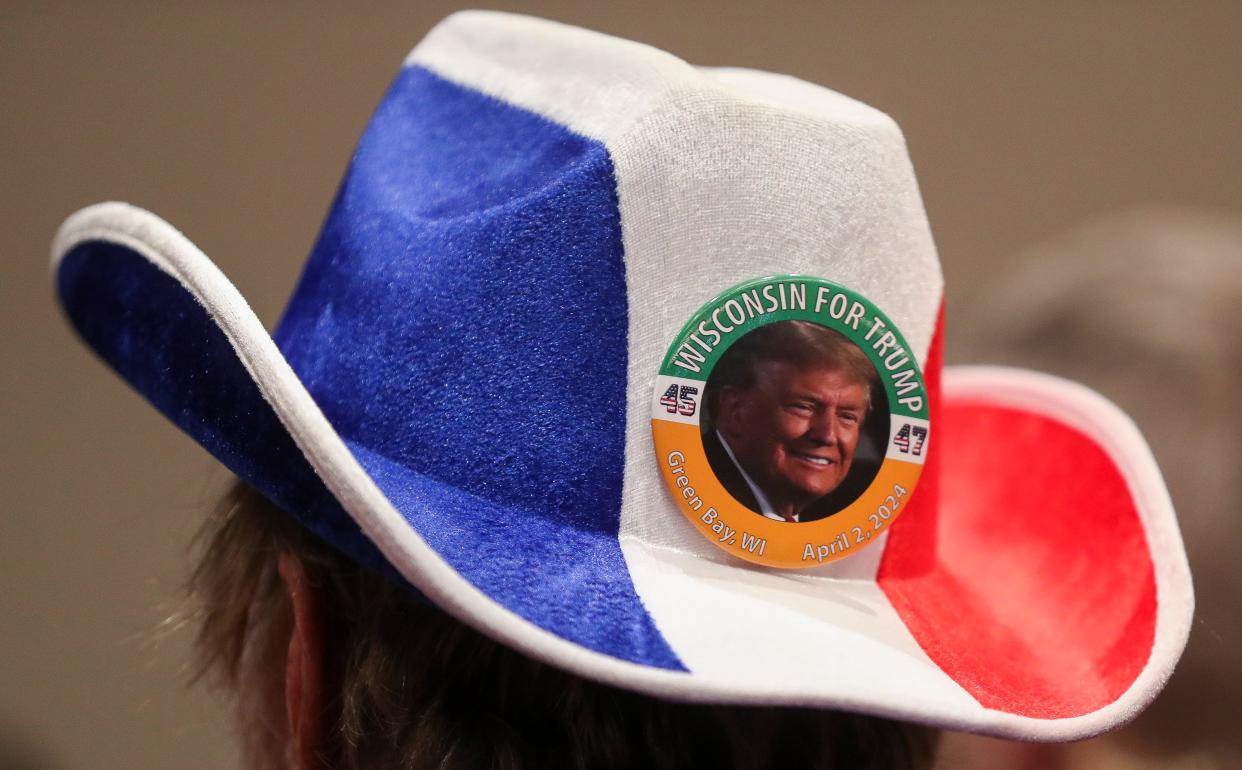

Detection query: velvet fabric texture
xmin=57 ymin=239 xmax=399 ymax=582
xmin=58 ymin=66 xmax=685 ymax=670
xmin=52 ymin=12 xmax=1194 ymax=737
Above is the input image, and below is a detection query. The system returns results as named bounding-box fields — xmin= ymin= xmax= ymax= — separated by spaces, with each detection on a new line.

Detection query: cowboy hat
xmin=52 ymin=11 xmax=1190 ymax=740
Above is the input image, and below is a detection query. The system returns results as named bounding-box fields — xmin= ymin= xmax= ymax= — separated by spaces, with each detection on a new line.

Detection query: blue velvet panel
xmin=275 ymin=67 xmax=632 ymax=527
xmin=273 ymin=65 xmax=682 ymax=670
xmin=56 ymin=240 xmax=398 ymax=583
xmin=59 ymin=65 xmax=684 ymax=671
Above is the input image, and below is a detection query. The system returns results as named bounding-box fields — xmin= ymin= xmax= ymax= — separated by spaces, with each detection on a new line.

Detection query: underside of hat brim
xmin=52 ymin=202 xmax=1191 ymax=741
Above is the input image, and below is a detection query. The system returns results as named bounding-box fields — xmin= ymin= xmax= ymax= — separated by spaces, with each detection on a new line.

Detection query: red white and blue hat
xmin=52 ymin=11 xmax=1191 ymax=740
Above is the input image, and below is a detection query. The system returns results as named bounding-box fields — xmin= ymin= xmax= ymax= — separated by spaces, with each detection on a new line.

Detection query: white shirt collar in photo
xmin=714 ymin=430 xmax=796 ymax=523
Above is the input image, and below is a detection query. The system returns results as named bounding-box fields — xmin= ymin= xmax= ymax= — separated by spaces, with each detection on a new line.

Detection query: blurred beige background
xmin=3 ymin=2 xmax=1240 ymax=768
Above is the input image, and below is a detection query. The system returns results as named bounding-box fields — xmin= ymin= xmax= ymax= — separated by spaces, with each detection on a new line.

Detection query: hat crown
xmin=273 ymin=11 xmax=943 ymax=562
xmin=274 ymin=64 xmax=630 ymax=525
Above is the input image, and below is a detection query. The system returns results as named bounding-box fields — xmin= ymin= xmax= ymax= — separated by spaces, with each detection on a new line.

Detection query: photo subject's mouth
xmin=791 ymin=451 xmax=837 ymax=469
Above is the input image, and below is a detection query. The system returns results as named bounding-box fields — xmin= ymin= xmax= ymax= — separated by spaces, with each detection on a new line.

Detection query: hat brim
xmin=53 ymin=202 xmax=1191 ymax=741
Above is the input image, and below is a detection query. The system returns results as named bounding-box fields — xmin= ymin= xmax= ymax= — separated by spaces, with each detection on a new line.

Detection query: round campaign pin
xmin=651 ymin=276 xmax=931 ymax=569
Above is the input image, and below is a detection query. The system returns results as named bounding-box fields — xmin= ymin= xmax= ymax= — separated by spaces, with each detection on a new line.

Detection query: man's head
xmin=191 ymin=482 xmax=937 ymax=770
xmin=710 ymin=321 xmax=878 ymax=517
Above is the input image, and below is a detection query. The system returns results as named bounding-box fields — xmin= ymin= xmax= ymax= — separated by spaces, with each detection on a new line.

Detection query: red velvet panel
xmin=879 ymin=343 xmax=1156 ymax=718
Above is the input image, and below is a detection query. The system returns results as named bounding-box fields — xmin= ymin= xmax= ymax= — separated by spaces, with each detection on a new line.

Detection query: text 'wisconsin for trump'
xmin=670 ymin=280 xmax=925 ymax=412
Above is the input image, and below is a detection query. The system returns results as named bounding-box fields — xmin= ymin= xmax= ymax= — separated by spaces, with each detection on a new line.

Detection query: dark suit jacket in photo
xmin=700 ymin=429 xmax=879 ymax=523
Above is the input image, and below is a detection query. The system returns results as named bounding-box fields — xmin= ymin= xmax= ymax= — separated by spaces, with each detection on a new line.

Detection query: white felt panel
xmin=409 ymin=8 xmax=942 ymax=581
xmin=621 ymin=541 xmax=981 ymax=713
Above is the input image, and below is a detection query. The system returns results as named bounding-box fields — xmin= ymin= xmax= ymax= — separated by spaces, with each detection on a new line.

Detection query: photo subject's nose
xmin=808 ymin=410 xmax=837 ymax=445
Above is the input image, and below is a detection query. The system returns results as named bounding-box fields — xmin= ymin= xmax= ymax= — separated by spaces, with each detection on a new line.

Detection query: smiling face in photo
xmin=717 ymin=360 xmax=868 ymax=515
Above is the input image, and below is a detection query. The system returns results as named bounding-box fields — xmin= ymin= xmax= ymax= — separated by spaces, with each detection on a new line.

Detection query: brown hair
xmin=706 ymin=320 xmax=880 ymax=423
xmin=191 ymin=481 xmax=938 ymax=769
